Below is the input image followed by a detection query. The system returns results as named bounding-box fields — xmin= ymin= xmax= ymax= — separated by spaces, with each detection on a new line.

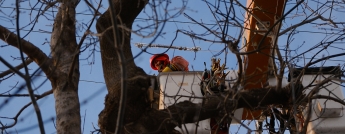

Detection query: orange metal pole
xmin=242 ymin=0 xmax=285 ymax=120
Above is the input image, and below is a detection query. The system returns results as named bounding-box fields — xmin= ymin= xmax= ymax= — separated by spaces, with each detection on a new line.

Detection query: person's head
xmin=150 ymin=54 xmax=169 ymax=72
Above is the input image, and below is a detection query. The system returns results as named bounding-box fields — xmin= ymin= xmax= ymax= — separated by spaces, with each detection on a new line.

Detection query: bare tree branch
xmin=0 ymin=58 xmax=33 ymax=79
xmin=125 ymin=83 xmax=303 ymax=133
xmin=0 ymin=25 xmax=52 ymax=77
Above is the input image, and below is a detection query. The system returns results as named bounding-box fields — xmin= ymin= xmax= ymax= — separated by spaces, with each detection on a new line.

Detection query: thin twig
xmin=0 ymin=89 xmax=53 ymax=130
xmin=68 ymin=0 xmax=102 ymax=81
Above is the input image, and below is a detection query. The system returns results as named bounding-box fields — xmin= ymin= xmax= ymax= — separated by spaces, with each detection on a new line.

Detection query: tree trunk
xmin=50 ymin=1 xmax=81 ymax=133
xmin=96 ymin=0 xmax=148 ymax=133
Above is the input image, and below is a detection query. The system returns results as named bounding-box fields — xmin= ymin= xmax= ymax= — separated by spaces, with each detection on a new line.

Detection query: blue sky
xmin=0 ymin=0 xmax=344 ymax=134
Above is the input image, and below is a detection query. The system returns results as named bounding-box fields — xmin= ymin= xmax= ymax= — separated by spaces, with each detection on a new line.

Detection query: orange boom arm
xmin=242 ymin=0 xmax=286 ymax=120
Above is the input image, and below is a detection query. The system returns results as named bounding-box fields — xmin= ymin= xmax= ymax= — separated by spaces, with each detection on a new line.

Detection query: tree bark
xmin=50 ymin=1 xmax=81 ymax=133
xmin=96 ymin=0 xmax=149 ymax=133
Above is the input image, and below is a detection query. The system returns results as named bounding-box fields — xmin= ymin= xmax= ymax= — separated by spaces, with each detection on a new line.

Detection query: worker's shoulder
xmin=171 ymin=56 xmax=188 ymax=63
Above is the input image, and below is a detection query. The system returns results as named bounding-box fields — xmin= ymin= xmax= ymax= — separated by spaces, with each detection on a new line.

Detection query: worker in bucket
xmin=150 ymin=54 xmax=189 ymax=72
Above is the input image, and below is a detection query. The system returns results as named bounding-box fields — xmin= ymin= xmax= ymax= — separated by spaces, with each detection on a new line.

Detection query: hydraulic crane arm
xmin=241 ymin=0 xmax=286 ymax=120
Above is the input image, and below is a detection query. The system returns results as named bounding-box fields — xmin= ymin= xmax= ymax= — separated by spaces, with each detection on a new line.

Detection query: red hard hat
xmin=150 ymin=54 xmax=169 ymax=70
